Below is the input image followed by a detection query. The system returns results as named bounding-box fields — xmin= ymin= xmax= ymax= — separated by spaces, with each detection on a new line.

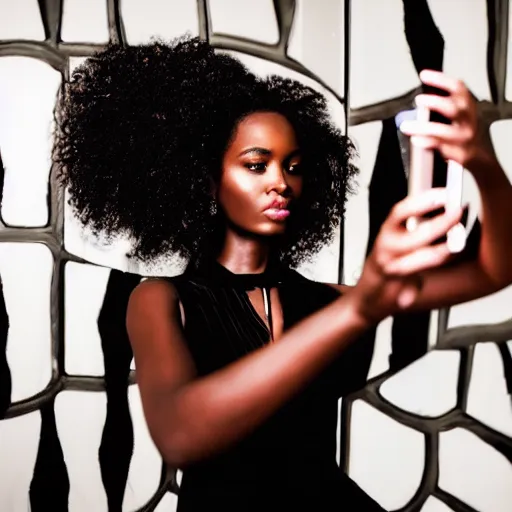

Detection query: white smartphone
xmin=402 ymin=104 xmax=466 ymax=253
xmin=406 ymin=105 xmax=434 ymax=232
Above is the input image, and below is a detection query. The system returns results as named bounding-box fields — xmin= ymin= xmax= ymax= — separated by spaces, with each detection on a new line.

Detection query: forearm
xmin=151 ymin=293 xmax=368 ymax=467
xmin=470 ymin=155 xmax=512 ymax=286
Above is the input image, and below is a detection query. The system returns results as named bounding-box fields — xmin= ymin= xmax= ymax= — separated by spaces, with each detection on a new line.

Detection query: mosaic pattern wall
xmin=0 ymin=0 xmax=511 ymax=511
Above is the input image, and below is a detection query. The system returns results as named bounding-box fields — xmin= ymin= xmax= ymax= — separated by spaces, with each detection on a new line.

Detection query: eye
xmin=245 ymin=162 xmax=267 ymax=173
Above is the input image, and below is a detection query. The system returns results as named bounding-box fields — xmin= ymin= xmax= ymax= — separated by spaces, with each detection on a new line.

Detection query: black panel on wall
xmin=0 ymin=1 xmax=511 ymax=511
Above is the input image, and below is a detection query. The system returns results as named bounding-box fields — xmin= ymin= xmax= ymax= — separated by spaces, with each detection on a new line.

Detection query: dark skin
xmin=216 ymin=112 xmax=304 ymax=339
xmin=127 ymin=73 xmax=512 ymax=468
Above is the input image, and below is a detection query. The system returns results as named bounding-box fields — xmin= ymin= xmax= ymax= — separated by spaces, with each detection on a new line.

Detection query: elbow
xmin=480 ymin=267 xmax=512 ymax=295
xmin=470 ymin=256 xmax=512 ymax=295
xmin=144 ymin=388 xmax=216 ymax=468
xmin=485 ymin=260 xmax=512 ymax=291
xmin=153 ymin=422 xmax=203 ymax=469
xmin=159 ymin=436 xmax=190 ymax=469
xmin=143 ymin=388 xmax=203 ymax=468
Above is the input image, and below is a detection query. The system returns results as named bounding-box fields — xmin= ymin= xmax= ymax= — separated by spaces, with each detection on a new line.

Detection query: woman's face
xmin=217 ymin=111 xmax=303 ymax=237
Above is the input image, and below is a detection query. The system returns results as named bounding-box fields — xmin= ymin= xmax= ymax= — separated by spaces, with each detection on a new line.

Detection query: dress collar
xmin=186 ymin=255 xmax=287 ymax=291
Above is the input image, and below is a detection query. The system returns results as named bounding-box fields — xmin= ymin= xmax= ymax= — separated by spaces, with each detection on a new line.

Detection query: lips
xmin=263 ymin=198 xmax=291 ymax=221
xmin=266 ymin=199 xmax=289 ymax=210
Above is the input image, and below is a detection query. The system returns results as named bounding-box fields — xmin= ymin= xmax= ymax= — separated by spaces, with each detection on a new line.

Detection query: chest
xmin=174 ymin=278 xmax=337 ymax=375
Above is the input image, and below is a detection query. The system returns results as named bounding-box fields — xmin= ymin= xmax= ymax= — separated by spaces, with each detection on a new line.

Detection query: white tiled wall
xmin=0 ymin=1 xmax=510 ymax=511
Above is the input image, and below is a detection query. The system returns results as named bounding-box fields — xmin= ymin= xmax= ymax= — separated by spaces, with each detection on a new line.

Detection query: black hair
xmin=53 ymin=36 xmax=358 ymax=267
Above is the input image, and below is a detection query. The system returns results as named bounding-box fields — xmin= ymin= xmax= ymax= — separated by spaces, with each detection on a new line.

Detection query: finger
xmin=388 ymin=188 xmax=448 ymax=227
xmin=426 ymin=142 xmax=468 ymax=165
xmin=419 ymin=70 xmax=468 ymax=97
xmin=406 ymin=138 xmax=471 ymax=166
xmin=383 ymin=243 xmax=452 ymax=276
xmin=400 ymin=120 xmax=464 ymax=142
xmin=390 ymin=207 xmax=463 ymax=254
xmin=414 ymin=94 xmax=459 ymax=120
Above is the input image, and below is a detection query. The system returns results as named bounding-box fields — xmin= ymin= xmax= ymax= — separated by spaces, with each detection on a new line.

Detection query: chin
xmin=254 ymin=226 xmax=287 ymax=238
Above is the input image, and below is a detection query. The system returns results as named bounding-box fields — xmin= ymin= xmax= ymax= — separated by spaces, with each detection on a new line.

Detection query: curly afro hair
xmin=53 ymin=36 xmax=358 ymax=267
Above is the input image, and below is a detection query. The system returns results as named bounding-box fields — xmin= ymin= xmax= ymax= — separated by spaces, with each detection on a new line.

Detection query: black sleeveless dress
xmin=170 ymin=258 xmax=386 ymax=511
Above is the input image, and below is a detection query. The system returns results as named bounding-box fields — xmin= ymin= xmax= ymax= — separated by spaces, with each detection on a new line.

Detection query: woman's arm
xmin=395 ymin=70 xmax=512 ymax=310
xmin=127 ymin=278 xmax=368 ymax=468
xmin=410 ymin=160 xmax=512 ymax=311
xmin=335 ymin=161 xmax=512 ymax=312
xmin=127 ymin=188 xmax=461 ymax=468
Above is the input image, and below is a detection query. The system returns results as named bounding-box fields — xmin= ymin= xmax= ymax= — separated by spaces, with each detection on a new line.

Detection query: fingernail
xmin=399 ymin=120 xmax=412 ymax=132
xmin=447 ymin=223 xmax=466 ymax=253
xmin=406 ymin=217 xmax=419 ymax=232
xmin=419 ymin=69 xmax=430 ymax=80
xmin=414 ymin=94 xmax=426 ymax=106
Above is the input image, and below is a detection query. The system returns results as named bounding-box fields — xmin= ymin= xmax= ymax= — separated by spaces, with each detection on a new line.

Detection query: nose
xmin=266 ymin=164 xmax=289 ymax=195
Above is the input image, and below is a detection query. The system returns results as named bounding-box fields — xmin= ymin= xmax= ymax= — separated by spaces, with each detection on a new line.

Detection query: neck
xmin=216 ymin=228 xmax=273 ymax=275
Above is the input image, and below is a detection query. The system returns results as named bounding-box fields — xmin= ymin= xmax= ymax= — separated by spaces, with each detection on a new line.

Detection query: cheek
xmin=291 ymin=176 xmax=304 ymax=199
xmin=218 ymin=169 xmax=259 ymax=211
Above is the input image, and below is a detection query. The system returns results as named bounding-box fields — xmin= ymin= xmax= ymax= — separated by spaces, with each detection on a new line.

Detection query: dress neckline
xmin=188 ymin=256 xmax=286 ymax=291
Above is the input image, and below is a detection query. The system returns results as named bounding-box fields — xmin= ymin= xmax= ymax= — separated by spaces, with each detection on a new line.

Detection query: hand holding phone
xmin=397 ymin=101 xmax=466 ymax=253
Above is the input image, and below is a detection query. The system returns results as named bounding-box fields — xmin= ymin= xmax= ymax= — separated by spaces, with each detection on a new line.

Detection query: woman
xmin=54 ymin=37 xmax=512 ymax=511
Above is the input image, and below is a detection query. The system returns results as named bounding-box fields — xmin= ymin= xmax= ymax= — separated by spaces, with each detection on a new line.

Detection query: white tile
xmin=210 ymin=0 xmax=278 ymax=44
xmin=349 ymin=400 xmax=424 ymax=510
xmin=154 ymin=492 xmax=178 ymax=512
xmin=344 ymin=121 xmax=382 ymax=287
xmin=426 ymin=0 xmax=491 ymax=100
xmin=0 ymin=243 xmax=52 ymax=402
xmin=55 ymin=391 xmax=108 ymax=512
xmin=0 ymin=0 xmax=45 ymax=40
xmin=447 ymin=283 xmax=512 ymax=330
xmin=0 ymin=412 xmax=41 ymax=511
xmin=287 ymin=0 xmax=344 ymax=96
xmin=349 ymin=0 xmax=420 ymax=109
xmin=123 ymin=385 xmax=163 ymax=511
xmin=421 ymin=496 xmax=454 ymax=512
xmin=122 ymin=0 xmax=199 ymax=45
xmin=505 ymin=1 xmax=512 ymax=101
xmin=439 ymin=428 xmax=512 ymax=511
xmin=380 ymin=351 xmax=460 ymax=417
xmin=64 ymin=263 xmax=111 ymax=376
xmin=467 ymin=343 xmax=512 ymax=437
xmin=0 ymin=57 xmax=61 ymax=227
xmin=61 ymin=0 xmax=109 ymax=43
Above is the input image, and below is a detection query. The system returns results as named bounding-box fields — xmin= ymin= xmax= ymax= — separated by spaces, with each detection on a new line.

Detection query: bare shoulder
xmin=126 ymin=277 xmax=195 ymax=387
xmin=128 ymin=277 xmax=185 ymax=327
xmin=129 ymin=277 xmax=179 ymax=306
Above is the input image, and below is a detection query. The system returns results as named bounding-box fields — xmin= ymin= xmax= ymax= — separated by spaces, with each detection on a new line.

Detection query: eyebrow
xmin=238 ymin=147 xmax=301 ymax=158
xmin=238 ymin=147 xmax=271 ymax=157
